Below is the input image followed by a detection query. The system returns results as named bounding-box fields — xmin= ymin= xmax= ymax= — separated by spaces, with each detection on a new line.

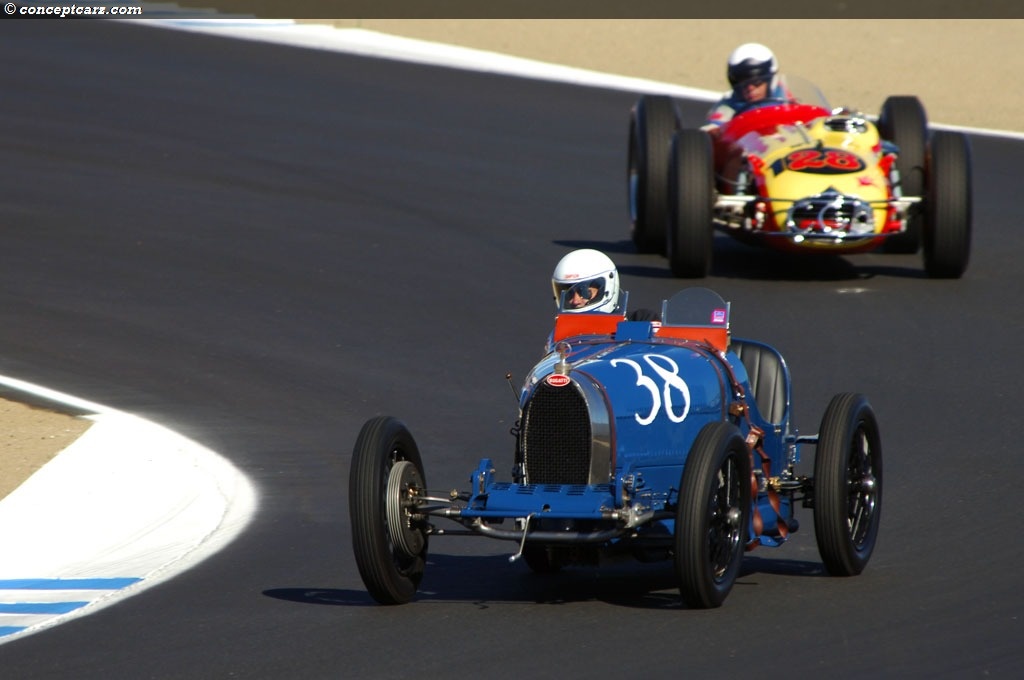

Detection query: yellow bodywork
xmin=744 ymin=117 xmax=892 ymax=245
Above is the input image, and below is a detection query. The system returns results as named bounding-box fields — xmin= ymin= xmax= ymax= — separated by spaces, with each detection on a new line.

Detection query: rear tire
xmin=675 ymin=422 xmax=751 ymax=608
xmin=667 ymin=129 xmax=715 ymax=278
xmin=628 ymin=95 xmax=678 ymax=254
xmin=923 ymin=131 xmax=972 ymax=278
xmin=813 ymin=394 xmax=882 ymax=576
xmin=349 ymin=416 xmax=429 ymax=604
xmin=878 ymin=96 xmax=927 ymax=253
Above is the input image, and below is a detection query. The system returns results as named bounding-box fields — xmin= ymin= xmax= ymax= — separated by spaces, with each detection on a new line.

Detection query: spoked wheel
xmin=675 ymin=422 xmax=751 ymax=608
xmin=877 ymin=95 xmax=927 ymax=253
xmin=349 ymin=416 xmax=429 ymax=604
xmin=923 ymin=130 xmax=972 ymax=278
xmin=813 ymin=393 xmax=882 ymax=576
xmin=628 ymin=95 xmax=677 ymax=254
xmin=667 ymin=128 xmax=715 ymax=278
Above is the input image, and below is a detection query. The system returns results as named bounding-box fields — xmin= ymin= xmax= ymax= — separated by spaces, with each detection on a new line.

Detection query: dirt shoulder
xmin=156 ymin=10 xmax=1023 ymax=131
xmin=312 ymin=19 xmax=1022 ymax=133
xmin=0 ymin=399 xmax=92 ymax=501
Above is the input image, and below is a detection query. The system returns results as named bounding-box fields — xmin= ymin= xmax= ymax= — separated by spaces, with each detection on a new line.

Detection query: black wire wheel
xmin=674 ymin=422 xmax=751 ymax=608
xmin=349 ymin=416 xmax=429 ymax=604
xmin=813 ymin=393 xmax=882 ymax=576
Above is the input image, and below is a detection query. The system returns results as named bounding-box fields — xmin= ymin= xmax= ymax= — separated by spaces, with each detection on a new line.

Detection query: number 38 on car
xmin=349 ymin=288 xmax=882 ymax=608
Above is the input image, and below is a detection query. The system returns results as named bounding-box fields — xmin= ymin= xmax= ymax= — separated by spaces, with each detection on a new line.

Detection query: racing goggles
xmin=556 ymin=278 xmax=606 ymax=311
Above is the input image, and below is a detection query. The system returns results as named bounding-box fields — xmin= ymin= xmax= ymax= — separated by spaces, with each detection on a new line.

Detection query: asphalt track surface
xmin=1 ymin=19 xmax=1021 ymax=679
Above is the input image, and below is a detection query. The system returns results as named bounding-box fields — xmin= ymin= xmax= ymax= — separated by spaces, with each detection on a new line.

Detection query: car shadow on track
xmin=709 ymin=238 xmax=930 ymax=281
xmin=262 ymin=553 xmax=827 ymax=610
xmin=555 ymin=237 xmax=930 ymax=281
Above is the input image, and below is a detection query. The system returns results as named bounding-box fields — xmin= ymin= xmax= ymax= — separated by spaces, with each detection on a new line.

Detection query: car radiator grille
xmin=521 ymin=381 xmax=592 ymax=485
xmin=786 ymin=189 xmax=874 ymax=235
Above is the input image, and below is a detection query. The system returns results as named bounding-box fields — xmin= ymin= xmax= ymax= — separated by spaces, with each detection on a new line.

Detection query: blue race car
xmin=349 ymin=288 xmax=882 ymax=608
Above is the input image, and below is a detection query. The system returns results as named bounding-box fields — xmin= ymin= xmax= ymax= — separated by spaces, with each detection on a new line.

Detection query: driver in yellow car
xmin=704 ymin=42 xmax=786 ymax=128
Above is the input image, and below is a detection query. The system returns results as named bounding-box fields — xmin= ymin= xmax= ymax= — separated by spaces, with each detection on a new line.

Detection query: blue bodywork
xmin=454 ymin=290 xmax=801 ymax=551
xmin=350 ymin=288 xmax=883 ymax=607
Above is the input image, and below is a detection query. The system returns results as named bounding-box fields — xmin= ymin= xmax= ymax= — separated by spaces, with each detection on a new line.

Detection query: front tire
xmin=349 ymin=416 xmax=429 ymax=604
xmin=675 ymin=422 xmax=751 ymax=608
xmin=667 ymin=128 xmax=715 ymax=278
xmin=878 ymin=96 xmax=927 ymax=253
xmin=923 ymin=130 xmax=972 ymax=278
xmin=813 ymin=393 xmax=882 ymax=576
xmin=628 ymin=95 xmax=678 ymax=254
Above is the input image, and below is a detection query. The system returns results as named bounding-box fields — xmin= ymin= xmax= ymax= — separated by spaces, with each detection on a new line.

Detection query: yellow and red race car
xmin=628 ymin=77 xmax=972 ymax=278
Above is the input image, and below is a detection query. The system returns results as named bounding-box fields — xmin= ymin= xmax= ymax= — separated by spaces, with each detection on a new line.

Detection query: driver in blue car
xmin=551 ymin=249 xmax=659 ymax=321
xmin=545 ymin=249 xmax=659 ymax=352
xmin=704 ymin=42 xmax=787 ymax=128
xmin=552 ymin=248 xmax=621 ymax=313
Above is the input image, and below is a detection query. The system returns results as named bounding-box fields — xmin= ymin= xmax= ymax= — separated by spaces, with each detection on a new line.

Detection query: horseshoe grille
xmin=521 ymin=381 xmax=592 ymax=485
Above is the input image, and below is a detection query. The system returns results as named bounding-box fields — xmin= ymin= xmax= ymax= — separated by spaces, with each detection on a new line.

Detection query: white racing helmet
xmin=551 ymin=249 xmax=620 ymax=313
xmin=727 ymin=42 xmax=779 ymax=93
